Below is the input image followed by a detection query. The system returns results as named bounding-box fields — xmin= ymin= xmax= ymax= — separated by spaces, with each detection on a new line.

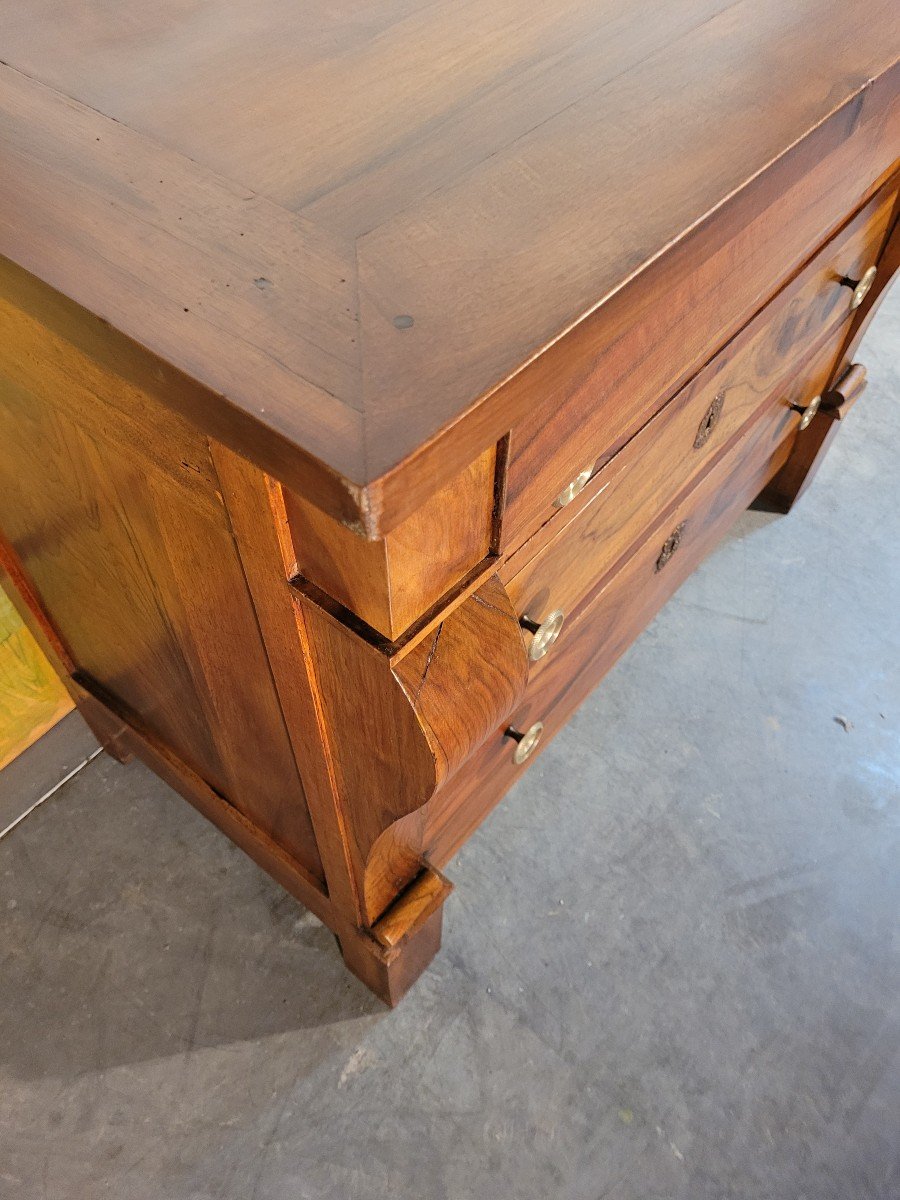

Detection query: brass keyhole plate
xmin=694 ymin=392 xmax=725 ymax=449
xmin=656 ymin=521 xmax=687 ymax=572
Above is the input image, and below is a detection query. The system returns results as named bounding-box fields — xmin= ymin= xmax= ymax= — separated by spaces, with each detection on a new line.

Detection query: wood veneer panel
xmin=284 ymin=446 xmax=497 ymax=638
xmin=501 ymin=183 xmax=897 ymax=628
xmin=208 ymin=443 xmax=365 ymax=924
xmin=363 ymin=78 xmax=900 ymax=533
xmin=0 ymin=275 xmax=325 ymax=884
xmin=0 ymin=2 xmax=723 ymax=217
xmin=300 ymin=573 xmax=527 ymax=923
xmin=502 ymin=173 xmax=899 ymax=548
xmin=0 ymin=67 xmax=364 ymax=524
xmin=506 ymin=346 xmax=842 ymax=679
xmin=357 ymin=5 xmax=900 ymax=478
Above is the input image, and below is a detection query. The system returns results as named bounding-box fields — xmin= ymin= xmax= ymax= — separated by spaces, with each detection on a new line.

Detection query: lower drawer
xmin=424 ymin=384 xmax=801 ymax=866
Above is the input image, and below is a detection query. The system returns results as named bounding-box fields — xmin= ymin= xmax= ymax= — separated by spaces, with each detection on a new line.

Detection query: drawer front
xmin=504 ymin=337 xmax=838 ymax=674
xmin=424 ymin=382 xmax=801 ymax=866
xmin=503 ymin=175 xmax=897 ymax=550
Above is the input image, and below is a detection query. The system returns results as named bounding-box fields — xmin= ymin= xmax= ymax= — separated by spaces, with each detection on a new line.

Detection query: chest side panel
xmin=0 ymin=258 xmax=325 ymax=885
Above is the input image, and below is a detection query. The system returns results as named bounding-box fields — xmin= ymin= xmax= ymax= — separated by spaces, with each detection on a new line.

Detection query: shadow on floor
xmin=0 ymin=750 xmax=384 ymax=1082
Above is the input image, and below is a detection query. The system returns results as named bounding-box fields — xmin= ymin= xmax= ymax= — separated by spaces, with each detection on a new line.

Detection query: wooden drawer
xmin=503 ymin=175 xmax=897 ymax=551
xmin=503 ymin=337 xmax=840 ymax=676
xmin=424 ymin=374 xmax=808 ymax=866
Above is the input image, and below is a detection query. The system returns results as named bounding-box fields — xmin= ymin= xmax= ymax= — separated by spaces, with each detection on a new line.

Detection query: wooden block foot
xmin=753 ymin=363 xmax=869 ymax=513
xmin=336 ymin=903 xmax=445 ymax=1007
xmin=749 ymin=487 xmax=793 ymax=515
xmin=73 ymin=687 xmax=135 ymax=764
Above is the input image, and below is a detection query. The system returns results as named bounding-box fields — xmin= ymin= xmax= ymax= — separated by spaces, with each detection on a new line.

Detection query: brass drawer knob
xmin=520 ymin=609 xmax=565 ymax=660
xmin=553 ymin=466 xmax=593 ymax=508
xmin=505 ymin=722 xmax=544 ymax=764
xmin=791 ymin=392 xmax=821 ymax=431
xmin=841 ymin=264 xmax=877 ymax=311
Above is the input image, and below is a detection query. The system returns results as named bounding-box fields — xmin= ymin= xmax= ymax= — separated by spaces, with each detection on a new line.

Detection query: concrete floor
xmin=1 ymin=293 xmax=898 ymax=1200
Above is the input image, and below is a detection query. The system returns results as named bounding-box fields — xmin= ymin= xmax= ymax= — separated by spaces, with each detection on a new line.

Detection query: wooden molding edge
xmin=371 ymin=865 xmax=454 ymax=950
xmin=72 ymin=674 xmax=334 ymax=927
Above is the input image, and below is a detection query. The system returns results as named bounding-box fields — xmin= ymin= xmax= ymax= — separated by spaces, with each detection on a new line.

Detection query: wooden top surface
xmin=1 ymin=1 xmax=899 ymax=527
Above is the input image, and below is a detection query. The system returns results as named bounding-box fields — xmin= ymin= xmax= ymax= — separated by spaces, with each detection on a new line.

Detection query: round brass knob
xmin=841 ymin=264 xmax=877 ymax=311
xmin=506 ymin=722 xmax=544 ymax=765
xmin=791 ymin=392 xmax=821 ymax=431
xmin=553 ymin=466 xmax=593 ymax=508
xmin=520 ymin=609 xmax=565 ymax=661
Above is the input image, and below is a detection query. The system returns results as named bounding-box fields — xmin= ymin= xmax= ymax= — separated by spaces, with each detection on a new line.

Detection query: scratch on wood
xmin=411 ymin=621 xmax=443 ymax=706
xmin=471 ymin=592 xmax=516 ymax=622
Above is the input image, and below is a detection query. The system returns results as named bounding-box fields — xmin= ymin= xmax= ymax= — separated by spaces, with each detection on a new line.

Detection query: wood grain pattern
xmin=300 ymin=574 xmax=527 ymax=923
xmin=0 ymin=1 xmax=734 ymax=217
xmin=371 ymin=865 xmax=453 ymax=951
xmin=2 ymin=451 xmax=443 ymax=1003
xmin=208 ymin=443 xmax=365 ymax=923
xmin=0 ymin=270 xmax=325 ymax=883
xmin=0 ymin=527 xmax=135 ymax=764
xmin=284 ymin=446 xmax=497 ymax=637
xmin=502 ymin=161 xmax=899 ymax=550
xmin=508 ymin=337 xmax=835 ymax=673
xmin=500 ymin=189 xmax=897 ymax=646
xmin=0 ymin=67 xmax=364 ymax=523
xmin=0 ymin=7 xmax=896 ymax=533
xmin=356 ymin=6 xmax=900 ymax=487
xmin=502 ymin=184 xmax=896 ymax=594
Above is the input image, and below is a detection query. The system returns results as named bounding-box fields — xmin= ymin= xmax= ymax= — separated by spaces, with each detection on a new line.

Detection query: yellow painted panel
xmin=0 ymin=586 xmax=73 ymax=770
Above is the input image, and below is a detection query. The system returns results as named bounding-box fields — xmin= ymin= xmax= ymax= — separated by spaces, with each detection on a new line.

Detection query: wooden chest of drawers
xmin=1 ymin=2 xmax=898 ymax=1002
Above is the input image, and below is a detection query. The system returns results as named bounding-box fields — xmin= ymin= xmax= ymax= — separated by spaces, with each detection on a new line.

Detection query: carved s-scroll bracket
xmin=393 ymin=574 xmax=528 ymax=782
xmin=300 ymin=574 xmax=528 ymax=926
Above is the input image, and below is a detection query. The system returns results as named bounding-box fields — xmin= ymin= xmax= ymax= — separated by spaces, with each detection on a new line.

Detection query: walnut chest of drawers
xmin=1 ymin=2 xmax=898 ymax=1002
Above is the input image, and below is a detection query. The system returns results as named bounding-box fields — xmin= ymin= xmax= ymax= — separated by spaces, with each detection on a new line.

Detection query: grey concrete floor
xmin=1 ymin=293 xmax=898 ymax=1200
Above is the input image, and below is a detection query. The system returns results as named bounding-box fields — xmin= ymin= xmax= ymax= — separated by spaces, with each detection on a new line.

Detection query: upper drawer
xmin=502 ymin=174 xmax=898 ymax=550
xmin=502 ymin=317 xmax=845 ymax=671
